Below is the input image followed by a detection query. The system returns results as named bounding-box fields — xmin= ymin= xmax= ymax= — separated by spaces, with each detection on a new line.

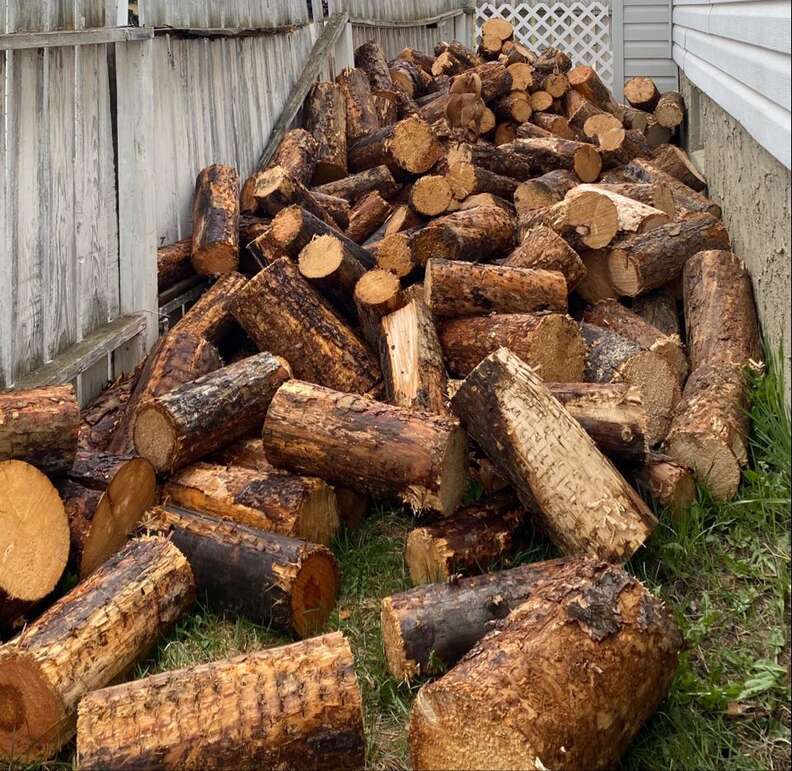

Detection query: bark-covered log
xmin=621 ymin=104 xmax=650 ymax=132
xmin=144 ymin=505 xmax=339 ymax=636
xmin=667 ymin=363 xmax=749 ymax=501
xmin=568 ymin=64 xmax=622 ymax=115
xmin=632 ymin=286 xmax=681 ymax=337
xmin=412 ymin=205 xmax=516 ymax=265
xmin=624 ymin=77 xmax=661 ymax=111
xmin=346 ymin=191 xmax=392 ymax=244
xmin=133 ymin=353 xmax=291 ymax=473
xmin=384 ymin=203 xmax=424 ymax=237
xmin=410 ymin=175 xmax=454 ymax=215
xmin=514 ymin=121 xmax=552 ymax=141
xmin=262 ymin=380 xmax=468 ymax=516
xmin=447 ymin=142 xmax=534 ymax=181
xmin=157 ymin=238 xmax=194 ymax=292
xmin=652 ymin=144 xmax=707 ymax=191
xmin=635 ymin=454 xmax=695 ymax=516
xmin=164 ymin=462 xmax=340 ymax=545
xmin=439 ymin=313 xmax=586 ymax=381
xmin=0 ymin=537 xmax=195 ymax=761
xmin=505 ymin=225 xmax=587 ymax=288
xmin=425 ymin=258 xmax=567 ymax=317
xmin=582 ymin=322 xmax=681 ymax=444
xmin=108 ymin=329 xmax=222 ymax=454
xmin=336 ymin=67 xmax=380 ymax=143
xmin=607 ymin=213 xmax=731 ymax=297
xmin=76 ymin=633 xmax=363 ymax=771
xmin=493 ymin=90 xmax=532 ymax=123
xmin=507 ymin=137 xmax=603 ymax=182
xmin=531 ymin=111 xmax=575 ymax=138
xmin=459 ymin=192 xmax=514 ymax=211
xmin=533 ymin=46 xmax=572 ymax=75
xmin=654 ymin=91 xmax=685 ymax=128
xmin=513 ymin=169 xmax=578 ymax=213
xmin=575 ymin=249 xmax=620 ymax=304
xmin=354 ymin=268 xmax=406 ymax=349
xmin=584 ymin=181 xmax=676 ymax=217
xmin=380 ymin=298 xmax=449 ymax=415
xmin=596 ymin=126 xmax=652 ymax=167
xmin=645 ymin=115 xmax=673 ymax=147
xmin=231 ymin=257 xmax=380 ymax=394
xmin=436 ymin=41 xmax=484 ymax=71
xmin=564 ymin=88 xmax=607 ymax=130
xmin=355 ymin=41 xmax=397 ymax=97
xmin=0 ymin=385 xmax=79 ymax=476
xmin=683 ymin=249 xmax=760 ymax=371
xmin=450 ymin=349 xmax=656 ymax=561
xmin=171 ymin=271 xmax=247 ymax=344
xmin=246 ymin=224 xmax=291 ymax=268
xmin=0 ymin=461 xmax=69 ymax=636
xmin=405 ymin=496 xmax=524 ymax=584
xmin=504 ymin=62 xmax=533 ymax=92
xmin=191 ymin=164 xmax=240 ymax=275
xmin=309 ymin=190 xmax=350 ymax=229
xmin=381 ymin=556 xmax=578 ymax=679
xmin=78 ymin=369 xmax=141 ymax=452
xmin=305 ymin=82 xmax=347 ymax=184
xmin=501 ymin=41 xmax=535 ymax=66
xmin=348 ymin=116 xmax=441 ymax=175
xmin=314 ymin=165 xmax=400 ymax=204
xmin=409 ymin=561 xmax=682 ymax=771
xmin=446 ymin=162 xmax=520 ymax=201
xmin=397 ymin=47 xmax=437 ymax=74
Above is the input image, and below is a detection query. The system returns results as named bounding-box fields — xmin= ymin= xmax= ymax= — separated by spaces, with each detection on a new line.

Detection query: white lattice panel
xmin=477 ymin=2 xmax=614 ymax=88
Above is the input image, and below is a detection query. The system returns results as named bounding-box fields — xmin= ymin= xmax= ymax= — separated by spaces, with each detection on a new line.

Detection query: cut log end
xmin=573 ymin=144 xmax=603 ymax=183
xmin=567 ymin=190 xmax=618 ymax=249
xmin=391 ymin=117 xmax=442 ymax=174
xmin=666 ymin=433 xmax=740 ymax=502
xmin=380 ymin=596 xmax=416 ymax=680
xmin=298 ymin=235 xmax=348 ymax=280
xmin=132 ymin=406 xmax=177 ymax=473
xmin=291 ymin=550 xmax=341 ymax=637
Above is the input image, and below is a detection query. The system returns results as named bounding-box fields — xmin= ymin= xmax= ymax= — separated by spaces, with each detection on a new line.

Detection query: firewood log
xmin=373 ymin=91 xmax=399 ymax=127
xmin=261 ymin=380 xmax=468 ymax=516
xmin=585 ymin=181 xmax=676 ymax=217
xmin=397 ymin=47 xmax=436 ymax=73
xmin=439 ymin=313 xmax=586 ymax=381
xmin=108 ymin=329 xmax=222 ymax=454
xmin=436 ymin=41 xmax=484 ymax=71
xmin=348 ymin=116 xmax=441 ymax=175
xmin=62 ymin=451 xmax=156 ymax=577
xmin=409 ymin=174 xmax=454 ymax=215
xmin=447 ymin=141 xmax=534 ymax=180
xmin=0 ymin=537 xmax=195 ymax=761
xmin=597 ymin=126 xmax=652 ymax=166
xmin=164 ymin=462 xmax=339 ymax=545
xmin=425 ymin=259 xmax=567 ymax=317
xmin=647 ymin=115 xmax=674 ymax=146
xmin=76 ymin=633 xmax=363 ymax=771
xmin=376 ymin=229 xmax=419 ymax=278
xmin=405 ymin=496 xmax=524 ymax=585
xmin=569 ymin=184 xmax=669 ymax=235
xmin=380 ymin=299 xmax=449 ymax=415
xmin=533 ymin=47 xmax=572 ymax=75
xmin=354 ymin=269 xmax=406 ymax=348
xmin=191 ymin=164 xmax=240 ymax=275
xmin=450 ymin=349 xmax=656 ymax=561
xmin=0 ymin=461 xmax=69 ymax=635
xmin=314 ymin=165 xmax=400 ymax=204
xmin=446 ymin=162 xmax=520 ymax=201
xmin=575 ymin=249 xmax=620 ymax=304
xmin=564 ymin=88 xmax=607 ymax=130
xmin=493 ymin=90 xmax=532 ymax=123
xmin=654 ymin=91 xmax=685 ymax=128
xmin=408 ymin=561 xmax=682 ymax=771
xmin=543 ymin=72 xmax=570 ymax=97
xmin=583 ymin=112 xmax=623 ymax=140
xmin=501 ymin=41 xmax=535 ymax=66
xmin=683 ymin=249 xmax=760 ymax=371
xmin=504 ymin=225 xmax=587 ymax=288
xmin=582 ymin=322 xmax=681 ymax=444
xmin=381 ymin=556 xmax=578 ymax=679
xmin=157 ymin=238 xmax=194 ymax=292
xmin=635 ymin=453 xmax=695 ymax=516
xmin=568 ymin=64 xmax=622 ymax=116
xmin=507 ymin=137 xmax=602 ymax=181
xmin=246 ymin=224 xmax=290 ymax=267
xmin=506 ymin=62 xmax=534 ymax=91
xmin=384 ymin=203 xmax=424 ymax=238
xmin=606 ymin=212 xmax=730 ymax=297
xmin=171 ymin=270 xmax=247 ymax=344
xmin=389 ymin=60 xmax=424 ymax=98
xmin=514 ymin=120 xmax=553 ymax=140
xmin=144 ymin=505 xmax=338 ymax=636
xmin=355 ymin=41 xmax=397 ymax=98
xmin=78 ymin=369 xmax=141 ymax=452
xmin=336 ymin=67 xmax=380 ymax=143
xmin=346 ymin=191 xmax=392 ymax=244
xmin=513 ymin=168 xmax=578 ymax=213
xmin=305 ymin=82 xmax=347 ymax=184
xmin=652 ymin=144 xmax=707 ymax=191
xmin=632 ymin=286 xmax=681 ymax=337
xmin=624 ymin=76 xmax=661 ymax=111
xmin=531 ymin=111 xmax=575 ymax=138
xmin=0 ymin=385 xmax=79 ymax=475
xmin=621 ymin=104 xmax=650 ymax=132
xmin=133 ymin=353 xmax=291 ymax=473
xmin=412 ymin=205 xmax=516 ymax=265
xmin=667 ymin=363 xmax=749 ymax=500
xmin=459 ymin=192 xmax=514 ymax=211
xmin=306 ymin=190 xmax=349 ymax=229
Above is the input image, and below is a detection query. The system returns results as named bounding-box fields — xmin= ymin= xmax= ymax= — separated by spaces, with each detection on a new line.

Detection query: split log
xmin=405 ymin=496 xmax=524 ymax=584
xmin=171 ymin=270 xmax=247 ymax=344
xmin=439 ymin=313 xmax=585 ymax=381
xmin=531 ymin=111 xmax=574 ymax=138
xmin=635 ymin=454 xmax=695 ymax=516
xmin=305 ymin=82 xmax=348 ymax=184
xmin=380 ymin=299 xmax=449 ymax=415
xmin=64 ymin=451 xmax=156 ymax=577
xmin=607 ymin=212 xmax=730 ymax=297
xmin=0 ymin=461 xmax=69 ymax=635
xmin=314 ymin=165 xmax=400 ymax=204
xmin=568 ymin=64 xmax=622 ymax=115
xmin=78 ymin=369 xmax=140 ymax=452
xmin=384 ymin=203 xmax=424 ymax=237
xmin=410 ymin=175 xmax=454 ymax=216
xmin=582 ymin=323 xmax=681 ymax=444
xmin=504 ymin=225 xmax=587 ymax=288
xmin=412 ymin=205 xmax=516 ymax=265
xmin=261 ymin=380 xmax=468 ymax=516
xmin=447 ymin=142 xmax=534 ymax=181
xmin=666 ymin=363 xmax=749 ymax=501
xmin=0 ymin=385 xmax=79 ymax=476
xmin=408 ymin=561 xmax=682 ymax=771
xmin=346 ymin=191 xmax=392 ymax=244
xmin=632 ymin=286 xmax=681 ymax=337
xmin=652 ymin=144 xmax=707 ymax=191
xmin=298 ymin=233 xmax=367 ymax=317
xmin=108 ymin=329 xmax=222 ymax=454
xmin=76 ymin=633 xmax=363 ymax=771
xmin=446 ymin=162 xmax=520 ymax=201
xmin=145 ymin=505 xmax=339 ymax=636
xmin=683 ymin=249 xmax=760 ymax=371
xmin=164 ymin=462 xmax=339 ymax=545
xmin=380 ymin=556 xmax=577 ymax=680
xmin=348 ymin=116 xmax=441 ymax=175
xmin=191 ymin=164 xmax=240 ymax=275
xmin=133 ymin=353 xmax=291 ymax=473
xmin=354 ymin=269 xmax=406 ymax=348
xmin=157 ymin=238 xmax=194 ymax=292
xmin=0 ymin=537 xmax=195 ymax=761
xmin=356 ymin=41 xmax=397 ymax=98
xmin=336 ymin=67 xmax=380 ymax=143
xmin=654 ymin=91 xmax=685 ymax=128
xmin=508 ymin=137 xmax=602 ymax=181
xmin=450 ymin=348 xmax=656 ymax=561
xmin=624 ymin=77 xmax=661 ymax=111
xmin=568 ymin=184 xmax=670 ymax=234
xmin=513 ymin=169 xmax=578 ymax=213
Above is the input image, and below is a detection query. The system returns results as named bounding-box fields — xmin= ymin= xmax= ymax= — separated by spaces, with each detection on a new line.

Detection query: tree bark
xmin=507 ymin=137 xmax=603 ymax=182
xmin=624 ymin=77 xmax=661 ymax=111
xmin=157 ymin=238 xmax=194 ymax=292
xmin=305 ymin=82 xmax=347 ymax=184
xmin=0 ymin=537 xmax=195 ymax=762
xmin=78 ymin=369 xmax=141 ymax=452
xmin=532 ymin=111 xmax=575 ymax=138
xmin=336 ymin=67 xmax=380 ymax=143
xmin=632 ymin=286 xmax=681 ymax=337
xmin=409 ymin=561 xmax=682 ymax=771
xmin=446 ymin=162 xmax=520 ymax=201
xmin=355 ymin=41 xmax=397 ymax=97
xmin=171 ymin=271 xmax=248 ymax=344
xmin=505 ymin=224 xmax=587 ymax=288
xmin=568 ymin=64 xmax=622 ymax=115
xmin=654 ymin=91 xmax=685 ymax=128
xmin=607 ymin=212 xmax=730 ymax=297
xmin=447 ymin=142 xmax=534 ymax=181
xmin=309 ymin=190 xmax=350 ymax=230
xmin=514 ymin=169 xmax=578 ymax=213
xmin=450 ymin=349 xmax=656 ymax=561
xmin=191 ymin=164 xmax=240 ymax=275
xmin=261 ymin=380 xmax=468 ymax=516
xmin=314 ymin=165 xmax=400 ymax=204
xmin=584 ymin=181 xmax=676 ymax=217
xmin=75 ymin=633 xmax=363 ymax=771
xmin=380 ymin=298 xmax=449 ymax=415
xmin=0 ymin=385 xmax=79 ymax=476
xmin=348 ymin=116 xmax=441 ymax=175
xmin=439 ymin=313 xmax=586 ymax=381
xmin=493 ymin=90 xmax=532 ymax=123
xmin=683 ymin=249 xmax=761 ymax=371
xmin=346 ymin=191 xmax=392 ymax=244
xmin=163 ymin=462 xmax=340 ymax=546
xmin=514 ymin=120 xmax=553 ymax=140
xmin=133 ymin=353 xmax=291 ymax=473
xmin=651 ymin=144 xmax=707 ymax=191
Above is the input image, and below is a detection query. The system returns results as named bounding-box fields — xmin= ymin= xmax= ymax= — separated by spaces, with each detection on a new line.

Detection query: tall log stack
xmin=0 ymin=23 xmax=764 ymax=767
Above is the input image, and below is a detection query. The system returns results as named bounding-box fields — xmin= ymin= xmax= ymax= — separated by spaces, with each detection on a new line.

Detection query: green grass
xmin=23 ymin=352 xmax=791 ymax=771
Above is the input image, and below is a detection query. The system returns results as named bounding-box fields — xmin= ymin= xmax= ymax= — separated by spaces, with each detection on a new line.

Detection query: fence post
xmin=610 ymin=0 xmax=625 ymax=101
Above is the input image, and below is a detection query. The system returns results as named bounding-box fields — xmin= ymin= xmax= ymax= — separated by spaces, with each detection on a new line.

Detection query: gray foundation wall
xmin=679 ymin=72 xmax=791 ymax=405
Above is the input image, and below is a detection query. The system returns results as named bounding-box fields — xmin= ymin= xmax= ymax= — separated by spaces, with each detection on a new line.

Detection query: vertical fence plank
xmin=0 ymin=47 xmax=11 ymax=388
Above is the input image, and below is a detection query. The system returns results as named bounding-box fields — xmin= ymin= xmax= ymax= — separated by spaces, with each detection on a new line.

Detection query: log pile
xmin=1 ymin=23 xmax=764 ymax=767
